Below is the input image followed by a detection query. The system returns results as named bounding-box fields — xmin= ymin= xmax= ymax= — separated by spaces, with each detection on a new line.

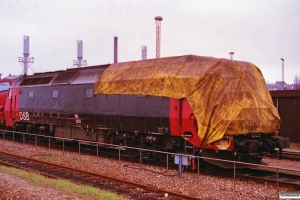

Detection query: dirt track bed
xmin=0 ymin=172 xmax=85 ymax=200
xmin=0 ymin=140 xmax=299 ymax=200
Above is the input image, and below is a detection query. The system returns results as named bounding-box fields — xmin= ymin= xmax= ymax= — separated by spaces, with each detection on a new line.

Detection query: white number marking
xmin=19 ymin=112 xmax=30 ymax=121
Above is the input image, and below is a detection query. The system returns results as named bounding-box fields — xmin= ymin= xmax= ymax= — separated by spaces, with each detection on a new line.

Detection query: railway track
xmin=1 ymin=133 xmax=300 ymax=196
xmin=235 ymin=168 xmax=300 ymax=189
xmin=187 ymin=163 xmax=300 ymax=191
xmin=265 ymin=149 xmax=300 ymax=162
xmin=0 ymin=151 xmax=199 ymax=200
xmin=281 ymin=150 xmax=300 ymax=160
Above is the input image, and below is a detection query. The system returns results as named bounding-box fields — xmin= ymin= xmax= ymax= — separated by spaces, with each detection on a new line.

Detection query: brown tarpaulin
xmin=94 ymin=55 xmax=280 ymax=146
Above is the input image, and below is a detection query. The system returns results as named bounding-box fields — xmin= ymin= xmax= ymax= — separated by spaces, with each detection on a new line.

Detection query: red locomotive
xmin=2 ymin=55 xmax=290 ymax=167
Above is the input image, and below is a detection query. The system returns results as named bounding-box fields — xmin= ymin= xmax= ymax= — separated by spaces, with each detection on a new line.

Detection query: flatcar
xmin=3 ymin=55 xmax=290 ymax=167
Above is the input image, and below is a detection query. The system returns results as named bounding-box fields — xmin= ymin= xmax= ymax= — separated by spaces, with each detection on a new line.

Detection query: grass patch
xmin=0 ymin=166 xmax=127 ymax=200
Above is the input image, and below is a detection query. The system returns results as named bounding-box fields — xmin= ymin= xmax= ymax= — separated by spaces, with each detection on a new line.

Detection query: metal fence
xmin=1 ymin=129 xmax=299 ymax=195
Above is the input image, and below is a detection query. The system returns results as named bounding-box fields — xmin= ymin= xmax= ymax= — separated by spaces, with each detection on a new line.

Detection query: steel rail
xmin=0 ymin=150 xmax=200 ymax=200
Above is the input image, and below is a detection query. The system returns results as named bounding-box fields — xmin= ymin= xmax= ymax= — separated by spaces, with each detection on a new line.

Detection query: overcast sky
xmin=0 ymin=0 xmax=299 ymax=83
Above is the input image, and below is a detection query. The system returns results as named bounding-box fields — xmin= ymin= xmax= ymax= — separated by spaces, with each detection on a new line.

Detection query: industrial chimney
xmin=73 ymin=40 xmax=87 ymax=67
xmin=281 ymin=58 xmax=284 ymax=88
xmin=77 ymin=40 xmax=83 ymax=67
xmin=18 ymin=35 xmax=34 ymax=75
xmin=141 ymin=46 xmax=147 ymax=60
xmin=229 ymin=52 xmax=234 ymax=60
xmin=114 ymin=37 xmax=118 ymax=63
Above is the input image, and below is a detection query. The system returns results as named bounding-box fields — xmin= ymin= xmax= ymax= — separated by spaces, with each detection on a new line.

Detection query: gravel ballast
xmin=0 ymin=139 xmax=299 ymax=200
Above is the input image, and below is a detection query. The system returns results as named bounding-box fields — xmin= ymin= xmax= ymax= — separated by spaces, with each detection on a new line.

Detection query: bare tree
xmin=294 ymin=75 xmax=300 ymax=89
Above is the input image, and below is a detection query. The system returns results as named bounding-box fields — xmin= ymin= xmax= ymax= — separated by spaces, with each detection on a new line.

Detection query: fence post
xmin=277 ymin=168 xmax=279 ymax=195
xmin=198 ymin=157 xmax=200 ymax=182
xmin=78 ymin=142 xmax=80 ymax=160
xmin=234 ymin=162 xmax=236 ymax=192
xmin=166 ymin=153 xmax=169 ymax=171
xmin=96 ymin=144 xmax=98 ymax=163
xmin=119 ymin=146 xmax=121 ymax=161
xmin=140 ymin=149 xmax=142 ymax=166
xmin=178 ymin=155 xmax=183 ymax=178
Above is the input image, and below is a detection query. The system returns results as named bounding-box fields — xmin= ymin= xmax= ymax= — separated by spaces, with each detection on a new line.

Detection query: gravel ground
xmin=0 ymin=172 xmax=83 ymax=200
xmin=0 ymin=140 xmax=299 ymax=200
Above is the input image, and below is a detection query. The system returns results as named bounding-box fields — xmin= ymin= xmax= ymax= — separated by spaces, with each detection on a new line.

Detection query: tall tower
xmin=229 ymin=52 xmax=234 ymax=60
xmin=155 ymin=16 xmax=163 ymax=58
xmin=114 ymin=37 xmax=118 ymax=63
xmin=281 ymin=58 xmax=284 ymax=87
xmin=18 ymin=35 xmax=34 ymax=75
xmin=141 ymin=46 xmax=147 ymax=60
xmin=73 ymin=40 xmax=87 ymax=67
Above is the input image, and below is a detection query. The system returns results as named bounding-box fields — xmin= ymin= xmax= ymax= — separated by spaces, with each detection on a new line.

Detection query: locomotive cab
xmin=0 ymin=78 xmax=16 ymax=128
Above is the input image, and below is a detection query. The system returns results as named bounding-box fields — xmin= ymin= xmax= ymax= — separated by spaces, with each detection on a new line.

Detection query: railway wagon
xmin=270 ymin=90 xmax=300 ymax=149
xmin=4 ymin=55 xmax=290 ymax=166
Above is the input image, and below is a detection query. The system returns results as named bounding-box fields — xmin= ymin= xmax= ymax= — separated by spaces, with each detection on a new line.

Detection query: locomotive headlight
xmin=232 ymin=151 xmax=237 ymax=157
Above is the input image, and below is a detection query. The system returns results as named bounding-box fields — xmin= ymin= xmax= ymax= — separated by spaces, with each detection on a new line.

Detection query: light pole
xmin=281 ymin=58 xmax=284 ymax=88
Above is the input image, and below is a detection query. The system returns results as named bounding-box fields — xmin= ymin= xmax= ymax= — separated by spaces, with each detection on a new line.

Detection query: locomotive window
xmin=29 ymin=78 xmax=42 ymax=85
xmin=29 ymin=91 xmax=34 ymax=99
xmin=20 ymin=79 xmax=33 ymax=86
xmin=0 ymin=82 xmax=10 ymax=92
xmin=53 ymin=90 xmax=58 ymax=98
xmin=40 ymin=77 xmax=53 ymax=84
xmin=86 ymin=89 xmax=93 ymax=98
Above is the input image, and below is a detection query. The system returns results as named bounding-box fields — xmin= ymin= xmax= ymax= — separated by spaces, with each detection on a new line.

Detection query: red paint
xmin=0 ymin=91 xmax=8 ymax=122
xmin=227 ymin=138 xmax=234 ymax=150
xmin=0 ymin=79 xmax=15 ymax=123
xmin=5 ymin=88 xmax=20 ymax=126
xmin=169 ymin=98 xmax=181 ymax=136
xmin=169 ymin=98 xmax=202 ymax=148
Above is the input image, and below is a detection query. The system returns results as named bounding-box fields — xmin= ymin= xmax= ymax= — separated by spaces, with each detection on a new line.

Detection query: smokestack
xmin=23 ymin=36 xmax=29 ymax=56
xmin=114 ymin=37 xmax=118 ymax=63
xmin=18 ymin=35 xmax=34 ymax=75
xmin=141 ymin=46 xmax=147 ymax=60
xmin=77 ymin=40 xmax=83 ymax=68
xmin=72 ymin=40 xmax=87 ymax=68
xmin=229 ymin=52 xmax=234 ymax=60
xmin=0 ymin=74 xmax=2 ymax=79
xmin=23 ymin=36 xmax=30 ymax=75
